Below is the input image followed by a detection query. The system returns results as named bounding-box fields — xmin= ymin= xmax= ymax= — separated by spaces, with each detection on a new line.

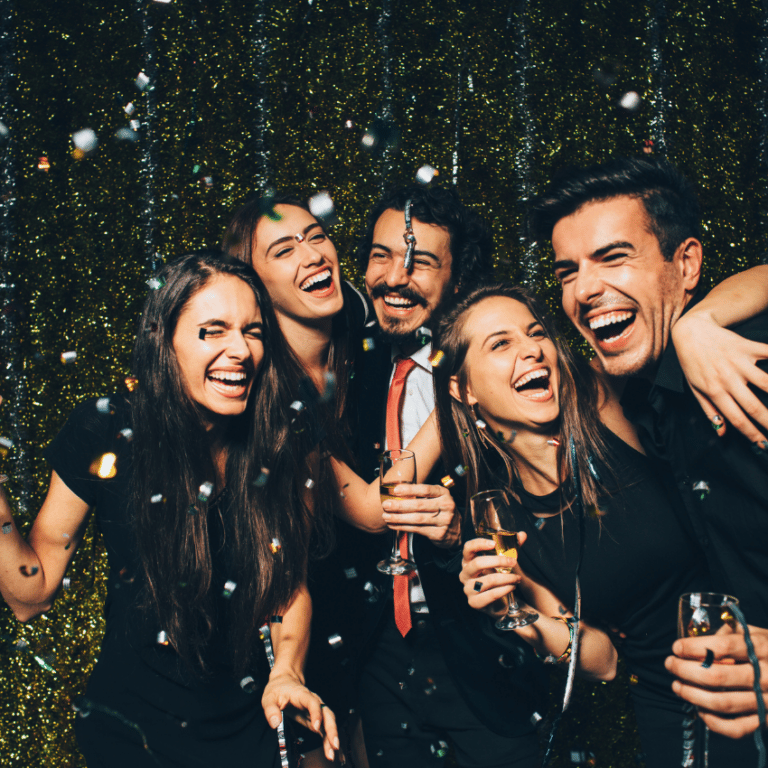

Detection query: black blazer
xmin=351 ymin=340 xmax=548 ymax=738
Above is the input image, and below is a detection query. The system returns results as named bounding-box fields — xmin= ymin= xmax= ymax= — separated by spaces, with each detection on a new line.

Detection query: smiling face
xmin=452 ymin=296 xmax=560 ymax=436
xmin=364 ymin=208 xmax=455 ymax=345
xmin=172 ymin=274 xmax=264 ymax=426
xmin=250 ymin=204 xmax=343 ymax=325
xmin=552 ymin=196 xmax=701 ymax=379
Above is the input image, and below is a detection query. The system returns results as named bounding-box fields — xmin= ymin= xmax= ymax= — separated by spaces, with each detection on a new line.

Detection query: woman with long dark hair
xmin=0 ymin=251 xmax=338 ymax=766
xmin=431 ymin=283 xmax=734 ymax=767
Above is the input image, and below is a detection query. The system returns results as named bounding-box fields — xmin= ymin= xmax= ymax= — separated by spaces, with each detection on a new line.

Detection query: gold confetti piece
xmin=90 ymin=452 xmax=117 ymax=479
xmin=124 ymin=376 xmax=139 ymax=391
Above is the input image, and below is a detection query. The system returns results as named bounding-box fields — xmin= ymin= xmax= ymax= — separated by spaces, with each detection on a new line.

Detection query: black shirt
xmin=621 ymin=302 xmax=768 ymax=627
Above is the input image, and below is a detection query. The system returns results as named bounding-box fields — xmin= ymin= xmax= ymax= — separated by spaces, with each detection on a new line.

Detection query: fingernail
xmin=382 ymin=501 xmax=392 ymax=510
xmin=334 ymin=737 xmax=341 ymax=750
xmin=314 ymin=720 xmax=322 ymax=731
xmin=269 ymin=716 xmax=280 ymax=728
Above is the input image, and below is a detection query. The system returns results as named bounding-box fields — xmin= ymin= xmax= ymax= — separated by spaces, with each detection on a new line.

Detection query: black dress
xmin=45 ymin=397 xmax=279 ymax=768
xmin=511 ymin=429 xmax=711 ymax=768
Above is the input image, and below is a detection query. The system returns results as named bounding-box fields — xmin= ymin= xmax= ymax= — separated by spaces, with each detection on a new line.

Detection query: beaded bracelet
xmin=536 ymin=615 xmax=575 ymax=665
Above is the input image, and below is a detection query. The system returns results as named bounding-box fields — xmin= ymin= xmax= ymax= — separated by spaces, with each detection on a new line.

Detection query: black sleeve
xmin=43 ymin=396 xmax=128 ymax=506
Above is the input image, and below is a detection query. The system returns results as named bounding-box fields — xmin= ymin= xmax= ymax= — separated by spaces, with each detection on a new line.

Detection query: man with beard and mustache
xmin=527 ymin=156 xmax=768 ymax=751
xmin=351 ymin=185 xmax=547 ymax=768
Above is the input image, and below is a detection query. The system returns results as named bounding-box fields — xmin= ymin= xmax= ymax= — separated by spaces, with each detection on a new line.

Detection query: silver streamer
xmin=137 ymin=1 xmax=160 ymax=272
xmin=260 ymin=623 xmax=293 ymax=768
xmin=760 ymin=0 xmax=768 ymax=263
xmin=509 ymin=0 xmax=538 ymax=286
xmin=0 ymin=0 xmax=31 ymax=516
xmin=648 ymin=0 xmax=669 ymax=157
xmin=376 ymin=0 xmax=394 ymax=191
xmin=452 ymin=46 xmax=468 ymax=185
xmin=252 ymin=0 xmax=271 ymax=191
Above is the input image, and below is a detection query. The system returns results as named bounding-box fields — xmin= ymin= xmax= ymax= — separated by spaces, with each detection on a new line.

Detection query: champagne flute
xmin=470 ymin=489 xmax=538 ymax=630
xmin=677 ymin=592 xmax=739 ymax=767
xmin=377 ymin=449 xmax=417 ymax=576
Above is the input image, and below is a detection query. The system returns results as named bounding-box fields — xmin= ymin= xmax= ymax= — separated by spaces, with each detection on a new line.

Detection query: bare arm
xmin=673 ymin=266 xmax=768 ymax=443
xmin=0 ymin=471 xmax=91 ymax=621
xmin=261 ymin=583 xmax=340 ymax=761
xmin=329 ymin=411 xmax=460 ymax=547
xmin=460 ymin=536 xmax=617 ymax=682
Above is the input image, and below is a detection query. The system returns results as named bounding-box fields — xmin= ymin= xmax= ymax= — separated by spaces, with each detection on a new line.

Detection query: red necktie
xmin=385 ymin=356 xmax=416 ymax=637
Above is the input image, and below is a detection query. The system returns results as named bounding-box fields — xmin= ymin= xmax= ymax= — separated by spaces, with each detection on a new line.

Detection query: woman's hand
xmin=673 ymin=312 xmax=768 ymax=444
xmin=381 ymin=483 xmax=460 ymax=549
xmin=458 ymin=535 xmax=526 ymax=616
xmin=262 ymin=673 xmax=339 ymax=761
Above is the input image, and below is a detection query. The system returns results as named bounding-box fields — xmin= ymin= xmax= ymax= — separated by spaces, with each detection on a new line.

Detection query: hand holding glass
xmin=377 ymin=449 xmax=417 ymax=576
xmin=470 ymin=489 xmax=538 ymax=630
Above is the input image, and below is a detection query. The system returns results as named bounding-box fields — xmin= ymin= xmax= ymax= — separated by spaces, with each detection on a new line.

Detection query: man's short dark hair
xmin=527 ymin=157 xmax=701 ymax=261
xmin=355 ymin=184 xmax=495 ymax=289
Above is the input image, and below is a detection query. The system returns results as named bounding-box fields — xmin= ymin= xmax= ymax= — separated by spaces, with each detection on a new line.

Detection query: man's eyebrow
xmin=553 ymin=240 xmax=635 ymax=270
xmin=198 ymin=319 xmax=228 ymax=327
xmin=370 ymin=243 xmax=442 ymax=265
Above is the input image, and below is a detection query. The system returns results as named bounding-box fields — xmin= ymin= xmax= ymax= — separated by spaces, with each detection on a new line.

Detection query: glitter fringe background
xmin=0 ymin=1 xmax=764 ymax=765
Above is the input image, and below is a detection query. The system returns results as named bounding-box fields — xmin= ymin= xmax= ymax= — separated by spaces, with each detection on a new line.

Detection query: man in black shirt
xmin=527 ymin=156 xmax=768 ymax=739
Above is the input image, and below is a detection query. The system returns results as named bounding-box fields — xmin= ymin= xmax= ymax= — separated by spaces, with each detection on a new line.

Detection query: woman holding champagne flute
xmin=430 ymin=283 xmax=752 ymax=767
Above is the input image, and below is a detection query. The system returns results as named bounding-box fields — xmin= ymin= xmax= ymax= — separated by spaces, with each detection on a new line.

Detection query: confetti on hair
xmin=124 ymin=376 xmax=139 ymax=392
xmin=454 ymin=464 xmax=467 ymax=476
xmin=60 ymin=351 xmax=77 ymax=364
xmin=547 ymin=437 xmax=560 ymax=447
xmin=253 ymin=468 xmax=270 ymax=487
xmin=475 ymin=419 xmax=486 ymax=430
xmin=222 ymin=580 xmax=237 ymax=598
xmin=692 ymin=480 xmax=710 ymax=500
xmin=441 ymin=475 xmax=455 ymax=488
xmin=304 ymin=478 xmax=314 ymax=490
xmin=197 ymin=481 xmax=213 ymax=502
xmin=429 ymin=350 xmax=445 ymax=368
xmin=150 ymin=493 xmax=164 ymax=504
xmin=90 ymin=452 xmax=117 ymax=479
xmin=156 ymin=631 xmax=169 ymax=645
xmin=416 ymin=165 xmax=438 ymax=184
xmin=430 ymin=740 xmax=448 ymax=757
xmin=95 ymin=397 xmax=113 ymax=415
xmin=270 ymin=537 xmax=282 ymax=554
xmin=146 ymin=275 xmax=165 ymax=290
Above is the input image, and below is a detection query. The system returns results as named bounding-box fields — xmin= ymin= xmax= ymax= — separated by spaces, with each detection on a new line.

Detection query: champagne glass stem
xmin=388 ymin=530 xmax=401 ymax=562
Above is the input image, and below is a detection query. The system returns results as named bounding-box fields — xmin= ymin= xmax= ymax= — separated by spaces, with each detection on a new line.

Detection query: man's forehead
xmin=373 ymin=208 xmax=451 ymax=246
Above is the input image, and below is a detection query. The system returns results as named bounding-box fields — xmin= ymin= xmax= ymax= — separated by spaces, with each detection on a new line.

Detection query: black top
xmin=621 ymin=300 xmax=768 ymax=627
xmin=44 ymin=396 xmax=278 ymax=767
xmin=512 ymin=429 xmax=709 ymax=712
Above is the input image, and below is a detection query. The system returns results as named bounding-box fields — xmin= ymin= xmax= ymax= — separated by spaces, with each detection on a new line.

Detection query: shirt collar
xmin=391 ymin=340 xmax=433 ymax=372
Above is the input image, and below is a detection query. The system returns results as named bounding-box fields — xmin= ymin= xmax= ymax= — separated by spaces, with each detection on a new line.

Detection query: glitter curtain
xmin=0 ymin=1 xmax=766 ymax=765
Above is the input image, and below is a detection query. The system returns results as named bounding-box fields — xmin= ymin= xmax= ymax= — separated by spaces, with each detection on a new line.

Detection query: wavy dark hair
xmin=432 ymin=283 xmax=612 ymax=514
xmin=355 ymin=183 xmax=495 ymax=291
xmin=222 ymin=193 xmax=357 ymax=459
xmin=131 ymin=250 xmax=325 ymax=674
xmin=526 ymin=156 xmax=701 ymax=262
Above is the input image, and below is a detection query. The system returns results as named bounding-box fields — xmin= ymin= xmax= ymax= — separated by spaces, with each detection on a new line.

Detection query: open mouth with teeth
xmin=207 ymin=370 xmax=249 ymax=397
xmin=300 ymin=268 xmax=335 ymax=296
xmin=382 ymin=294 xmax=423 ymax=312
xmin=513 ymin=368 xmax=553 ymax=400
xmin=588 ymin=310 xmax=636 ymax=345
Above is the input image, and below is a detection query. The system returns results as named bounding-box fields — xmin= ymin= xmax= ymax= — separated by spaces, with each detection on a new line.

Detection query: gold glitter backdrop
xmin=0 ymin=0 xmax=764 ymax=765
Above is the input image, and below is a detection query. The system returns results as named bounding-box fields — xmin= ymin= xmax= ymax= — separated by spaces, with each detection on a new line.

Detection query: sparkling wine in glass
xmin=377 ymin=449 xmax=417 ymax=576
xmin=470 ymin=489 xmax=538 ymax=630
xmin=677 ymin=592 xmax=739 ymax=768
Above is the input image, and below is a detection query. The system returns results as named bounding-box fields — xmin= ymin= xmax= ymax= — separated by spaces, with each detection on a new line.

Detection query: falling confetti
xmin=90 ymin=452 xmax=117 ymax=479
xmin=269 ymin=537 xmax=282 ymax=554
xmin=60 ymin=351 xmax=77 ymax=364
xmin=363 ymin=337 xmax=376 ymax=352
xmin=0 ymin=437 xmax=13 ymax=458
xmin=95 ymin=397 xmax=112 ymax=414
xmin=146 ymin=276 xmax=165 ymax=290
xmin=327 ymin=633 xmax=343 ymax=648
xmin=156 ymin=630 xmax=169 ymax=645
xmin=37 ymin=156 xmax=50 ymax=172
xmin=343 ymin=567 xmax=357 ymax=579
xmin=308 ymin=191 xmax=335 ymax=221
xmin=135 ymin=71 xmax=150 ymax=90
xmin=118 ymin=428 xmax=134 ymax=442
xmin=416 ymin=165 xmax=438 ymax=184
xmin=253 ymin=468 xmax=270 ymax=487
xmin=150 ymin=493 xmax=164 ymax=504
xmin=197 ymin=481 xmax=213 ymax=502
xmin=618 ymin=90 xmax=641 ymax=111
xmin=240 ymin=675 xmax=257 ymax=693
xmin=222 ymin=580 xmax=237 ymax=598
xmin=429 ymin=350 xmax=445 ymax=368
xmin=71 ymin=128 xmax=98 ymax=159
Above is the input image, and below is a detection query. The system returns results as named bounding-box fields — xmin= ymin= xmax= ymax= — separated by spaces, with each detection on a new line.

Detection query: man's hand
xmin=262 ymin=673 xmax=339 ymax=761
xmin=381 ymin=483 xmax=461 ymax=548
xmin=665 ymin=625 xmax=768 ymax=738
xmin=673 ymin=313 xmax=768 ymax=446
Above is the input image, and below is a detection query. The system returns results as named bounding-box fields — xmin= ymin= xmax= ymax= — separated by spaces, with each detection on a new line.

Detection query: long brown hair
xmin=131 ymin=251 xmax=327 ymax=674
xmin=432 ymin=283 xmax=611 ymax=514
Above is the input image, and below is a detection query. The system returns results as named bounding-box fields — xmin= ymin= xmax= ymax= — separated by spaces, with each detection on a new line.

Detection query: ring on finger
xmin=473 ymin=581 xmax=483 ymax=592
xmin=711 ymin=414 xmax=724 ymax=430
